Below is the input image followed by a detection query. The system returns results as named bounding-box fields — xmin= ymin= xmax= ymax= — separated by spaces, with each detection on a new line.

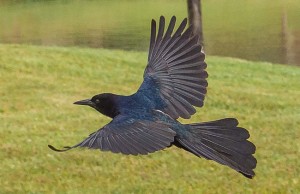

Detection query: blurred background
xmin=0 ymin=0 xmax=299 ymax=65
xmin=1 ymin=1 xmax=300 ymax=193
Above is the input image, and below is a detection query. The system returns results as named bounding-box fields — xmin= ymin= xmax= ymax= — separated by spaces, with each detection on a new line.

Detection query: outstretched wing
xmin=49 ymin=114 xmax=176 ymax=155
xmin=141 ymin=16 xmax=208 ymax=119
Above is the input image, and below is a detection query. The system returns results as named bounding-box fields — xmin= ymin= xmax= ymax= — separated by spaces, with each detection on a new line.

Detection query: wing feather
xmin=141 ymin=16 xmax=207 ymax=119
xmin=51 ymin=115 xmax=176 ymax=155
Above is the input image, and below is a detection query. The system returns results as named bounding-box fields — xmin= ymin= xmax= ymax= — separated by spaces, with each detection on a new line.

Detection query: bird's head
xmin=73 ymin=93 xmax=119 ymax=118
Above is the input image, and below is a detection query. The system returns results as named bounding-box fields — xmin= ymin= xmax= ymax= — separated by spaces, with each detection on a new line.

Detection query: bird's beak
xmin=73 ymin=99 xmax=94 ymax=107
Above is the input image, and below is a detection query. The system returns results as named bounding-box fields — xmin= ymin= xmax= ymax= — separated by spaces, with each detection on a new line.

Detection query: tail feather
xmin=176 ymin=118 xmax=257 ymax=178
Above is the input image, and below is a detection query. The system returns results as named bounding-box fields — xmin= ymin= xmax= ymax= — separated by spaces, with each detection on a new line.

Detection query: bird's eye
xmin=95 ymin=99 xmax=100 ymax=103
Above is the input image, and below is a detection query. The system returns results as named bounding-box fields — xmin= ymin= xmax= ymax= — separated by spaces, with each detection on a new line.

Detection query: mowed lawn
xmin=0 ymin=44 xmax=299 ymax=193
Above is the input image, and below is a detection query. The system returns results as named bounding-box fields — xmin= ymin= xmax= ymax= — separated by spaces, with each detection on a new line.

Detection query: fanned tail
xmin=175 ymin=118 xmax=257 ymax=178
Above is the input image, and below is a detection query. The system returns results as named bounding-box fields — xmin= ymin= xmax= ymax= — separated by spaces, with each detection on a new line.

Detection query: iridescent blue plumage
xmin=49 ymin=16 xmax=257 ymax=179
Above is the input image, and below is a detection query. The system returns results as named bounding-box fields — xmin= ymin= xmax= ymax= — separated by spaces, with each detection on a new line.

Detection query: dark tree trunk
xmin=281 ymin=9 xmax=294 ymax=65
xmin=187 ymin=0 xmax=204 ymax=47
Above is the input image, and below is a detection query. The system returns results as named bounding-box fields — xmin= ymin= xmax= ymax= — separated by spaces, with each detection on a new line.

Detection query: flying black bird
xmin=49 ymin=16 xmax=257 ymax=178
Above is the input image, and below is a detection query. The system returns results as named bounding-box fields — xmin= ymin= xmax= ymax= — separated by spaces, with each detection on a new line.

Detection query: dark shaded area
xmin=187 ymin=0 xmax=204 ymax=46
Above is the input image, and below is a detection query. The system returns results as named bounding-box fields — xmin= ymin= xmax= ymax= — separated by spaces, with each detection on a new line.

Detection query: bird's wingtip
xmin=48 ymin=144 xmax=72 ymax=152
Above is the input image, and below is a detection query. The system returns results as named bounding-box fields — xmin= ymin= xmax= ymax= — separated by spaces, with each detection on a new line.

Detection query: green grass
xmin=0 ymin=44 xmax=299 ymax=193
